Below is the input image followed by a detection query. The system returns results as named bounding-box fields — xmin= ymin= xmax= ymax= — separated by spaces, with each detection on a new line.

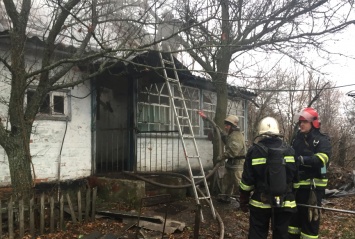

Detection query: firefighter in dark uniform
xmin=239 ymin=117 xmax=298 ymax=239
xmin=288 ymin=107 xmax=332 ymax=239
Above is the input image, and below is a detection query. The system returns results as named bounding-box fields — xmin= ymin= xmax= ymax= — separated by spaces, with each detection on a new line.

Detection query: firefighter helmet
xmin=224 ymin=115 xmax=239 ymax=127
xmin=258 ymin=117 xmax=280 ymax=136
xmin=295 ymin=107 xmax=320 ymax=128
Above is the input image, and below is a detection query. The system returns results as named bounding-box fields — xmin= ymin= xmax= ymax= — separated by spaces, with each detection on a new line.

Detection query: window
xmin=137 ymin=82 xmax=246 ymax=137
xmin=178 ymin=85 xmax=200 ymax=135
xmin=26 ymin=89 xmax=70 ymax=120
xmin=201 ymin=91 xmax=217 ymax=136
xmin=227 ymin=98 xmax=246 ymax=132
xmin=137 ymin=83 xmax=171 ymax=131
xmin=137 ymin=83 xmax=201 ymax=135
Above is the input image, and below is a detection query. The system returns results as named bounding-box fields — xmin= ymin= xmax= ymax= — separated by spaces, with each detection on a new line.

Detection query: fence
xmin=0 ymin=187 xmax=97 ymax=239
xmin=137 ymin=130 xmax=183 ymax=172
xmin=96 ymin=128 xmax=186 ymax=173
xmin=96 ymin=127 xmax=129 ymax=173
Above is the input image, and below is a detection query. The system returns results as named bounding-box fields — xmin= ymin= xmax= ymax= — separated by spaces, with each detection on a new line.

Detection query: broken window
xmin=26 ymin=89 xmax=70 ymax=120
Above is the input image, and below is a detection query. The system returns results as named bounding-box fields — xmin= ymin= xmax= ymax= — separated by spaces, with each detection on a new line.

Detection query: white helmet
xmin=224 ymin=115 xmax=239 ymax=127
xmin=258 ymin=117 xmax=280 ymax=136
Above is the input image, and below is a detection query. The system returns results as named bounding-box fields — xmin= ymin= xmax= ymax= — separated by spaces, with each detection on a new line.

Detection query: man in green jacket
xmin=217 ymin=115 xmax=246 ymax=204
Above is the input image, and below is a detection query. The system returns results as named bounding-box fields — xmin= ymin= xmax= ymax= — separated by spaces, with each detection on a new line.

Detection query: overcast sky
xmin=322 ymin=26 xmax=355 ymax=96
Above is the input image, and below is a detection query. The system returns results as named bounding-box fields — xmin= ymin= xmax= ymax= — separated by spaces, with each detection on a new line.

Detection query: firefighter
xmin=239 ymin=117 xmax=298 ymax=239
xmin=217 ymin=115 xmax=246 ymax=204
xmin=288 ymin=107 xmax=332 ymax=239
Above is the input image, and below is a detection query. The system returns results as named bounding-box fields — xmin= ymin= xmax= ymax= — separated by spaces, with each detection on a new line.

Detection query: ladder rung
xmin=198 ymin=196 xmax=211 ymax=200
xmin=167 ymin=77 xmax=179 ymax=83
xmin=186 ymin=155 xmax=200 ymax=158
xmin=177 ymin=115 xmax=189 ymax=119
xmin=193 ymin=176 xmax=205 ymax=179
xmin=173 ymin=96 xmax=184 ymax=101
xmin=183 ymin=135 xmax=195 ymax=139
xmin=162 ymin=59 xmax=173 ymax=64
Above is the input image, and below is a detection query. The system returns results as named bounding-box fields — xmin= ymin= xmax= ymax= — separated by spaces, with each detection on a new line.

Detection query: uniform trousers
xmin=288 ymin=188 xmax=324 ymax=239
xmin=249 ymin=209 xmax=293 ymax=239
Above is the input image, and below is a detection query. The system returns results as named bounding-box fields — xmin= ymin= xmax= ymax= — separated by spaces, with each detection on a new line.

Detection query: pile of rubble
xmin=326 ymin=163 xmax=355 ymax=197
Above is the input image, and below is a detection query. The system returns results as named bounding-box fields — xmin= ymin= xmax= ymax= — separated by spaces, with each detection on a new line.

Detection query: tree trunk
xmin=213 ymin=48 xmax=232 ymax=161
xmin=6 ymin=143 xmax=33 ymax=199
xmin=213 ymin=80 xmax=228 ymax=161
xmin=210 ymin=77 xmax=228 ymax=195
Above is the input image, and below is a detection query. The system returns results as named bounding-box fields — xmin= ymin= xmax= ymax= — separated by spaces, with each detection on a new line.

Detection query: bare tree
xmin=333 ymin=96 xmax=355 ymax=168
xmin=245 ymin=68 xmax=343 ymax=144
xmin=167 ymin=0 xmax=355 ymax=159
xmin=0 ymin=0 xmax=188 ymax=198
xmin=245 ymin=67 xmax=309 ymax=142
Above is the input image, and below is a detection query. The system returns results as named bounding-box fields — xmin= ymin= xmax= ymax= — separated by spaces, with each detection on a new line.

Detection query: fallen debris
xmin=96 ymin=210 xmax=162 ymax=223
xmin=137 ymin=218 xmax=185 ymax=234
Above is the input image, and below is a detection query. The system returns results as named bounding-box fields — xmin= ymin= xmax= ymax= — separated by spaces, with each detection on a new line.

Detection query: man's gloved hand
xmin=216 ymin=125 xmax=224 ymax=134
xmin=239 ymin=191 xmax=250 ymax=213
xmin=308 ymin=189 xmax=319 ymax=222
xmin=298 ymin=155 xmax=314 ymax=166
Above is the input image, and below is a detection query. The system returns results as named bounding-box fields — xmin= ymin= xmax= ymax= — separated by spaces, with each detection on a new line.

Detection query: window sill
xmin=35 ymin=115 xmax=71 ymax=121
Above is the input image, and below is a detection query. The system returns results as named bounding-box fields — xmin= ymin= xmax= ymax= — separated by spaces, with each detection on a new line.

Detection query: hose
xmin=123 ymin=110 xmax=226 ymax=238
xmin=297 ymin=203 xmax=355 ymax=215
xmin=122 ymin=170 xmax=225 ymax=239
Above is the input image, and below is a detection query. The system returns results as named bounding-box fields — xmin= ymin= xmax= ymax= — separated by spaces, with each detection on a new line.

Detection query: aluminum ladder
xmin=157 ymin=46 xmax=216 ymax=220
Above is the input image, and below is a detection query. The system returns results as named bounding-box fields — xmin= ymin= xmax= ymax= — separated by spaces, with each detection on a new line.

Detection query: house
xmin=0 ymin=0 xmax=258 ymax=190
xmin=0 ymin=30 xmax=92 ymax=186
xmin=0 ymin=35 xmax=256 ymax=188
xmin=92 ymin=50 xmax=257 ymax=175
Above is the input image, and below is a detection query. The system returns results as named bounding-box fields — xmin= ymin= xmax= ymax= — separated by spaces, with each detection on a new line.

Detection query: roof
xmin=0 ymin=30 xmax=78 ymax=55
xmin=0 ymin=29 xmax=257 ymax=104
xmin=122 ymin=50 xmax=257 ymax=102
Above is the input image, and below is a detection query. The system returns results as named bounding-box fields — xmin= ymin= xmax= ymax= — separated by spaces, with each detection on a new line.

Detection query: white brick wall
xmin=0 ymin=53 xmax=92 ymax=186
xmin=136 ymin=137 xmax=214 ymax=172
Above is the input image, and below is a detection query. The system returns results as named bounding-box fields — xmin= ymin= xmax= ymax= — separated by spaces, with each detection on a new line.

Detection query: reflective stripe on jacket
xmin=239 ymin=137 xmax=298 ymax=211
xmin=292 ymin=129 xmax=331 ymax=189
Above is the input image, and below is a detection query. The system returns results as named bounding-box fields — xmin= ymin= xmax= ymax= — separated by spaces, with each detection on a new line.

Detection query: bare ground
xmin=11 ymin=193 xmax=355 ymax=239
xmin=3 ymin=164 xmax=355 ymax=239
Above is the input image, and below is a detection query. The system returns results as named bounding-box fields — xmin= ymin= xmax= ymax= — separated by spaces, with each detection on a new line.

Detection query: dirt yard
xmin=12 ymin=193 xmax=355 ymax=239
xmin=3 ymin=164 xmax=355 ymax=239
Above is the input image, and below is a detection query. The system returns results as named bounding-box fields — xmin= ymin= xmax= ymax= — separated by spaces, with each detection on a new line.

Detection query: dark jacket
xmin=292 ymin=128 xmax=331 ymax=189
xmin=239 ymin=136 xmax=297 ymax=212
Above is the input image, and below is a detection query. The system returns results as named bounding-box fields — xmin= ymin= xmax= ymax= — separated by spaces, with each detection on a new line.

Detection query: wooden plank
xmin=78 ymin=190 xmax=82 ymax=222
xmin=66 ymin=193 xmax=77 ymax=223
xmin=50 ymin=196 xmax=55 ymax=232
xmin=19 ymin=198 xmax=24 ymax=238
xmin=8 ymin=196 xmax=13 ymax=239
xmin=30 ymin=197 xmax=35 ymax=236
xmin=80 ymin=231 xmax=102 ymax=239
xmin=91 ymin=187 xmax=97 ymax=221
xmin=96 ymin=211 xmax=162 ymax=223
xmin=40 ymin=193 xmax=45 ymax=234
xmin=85 ymin=188 xmax=91 ymax=222
xmin=60 ymin=194 xmax=64 ymax=230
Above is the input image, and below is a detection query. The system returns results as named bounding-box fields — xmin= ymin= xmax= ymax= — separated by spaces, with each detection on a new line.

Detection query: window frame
xmin=137 ymin=82 xmax=247 ymax=137
xmin=26 ymin=88 xmax=71 ymax=121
